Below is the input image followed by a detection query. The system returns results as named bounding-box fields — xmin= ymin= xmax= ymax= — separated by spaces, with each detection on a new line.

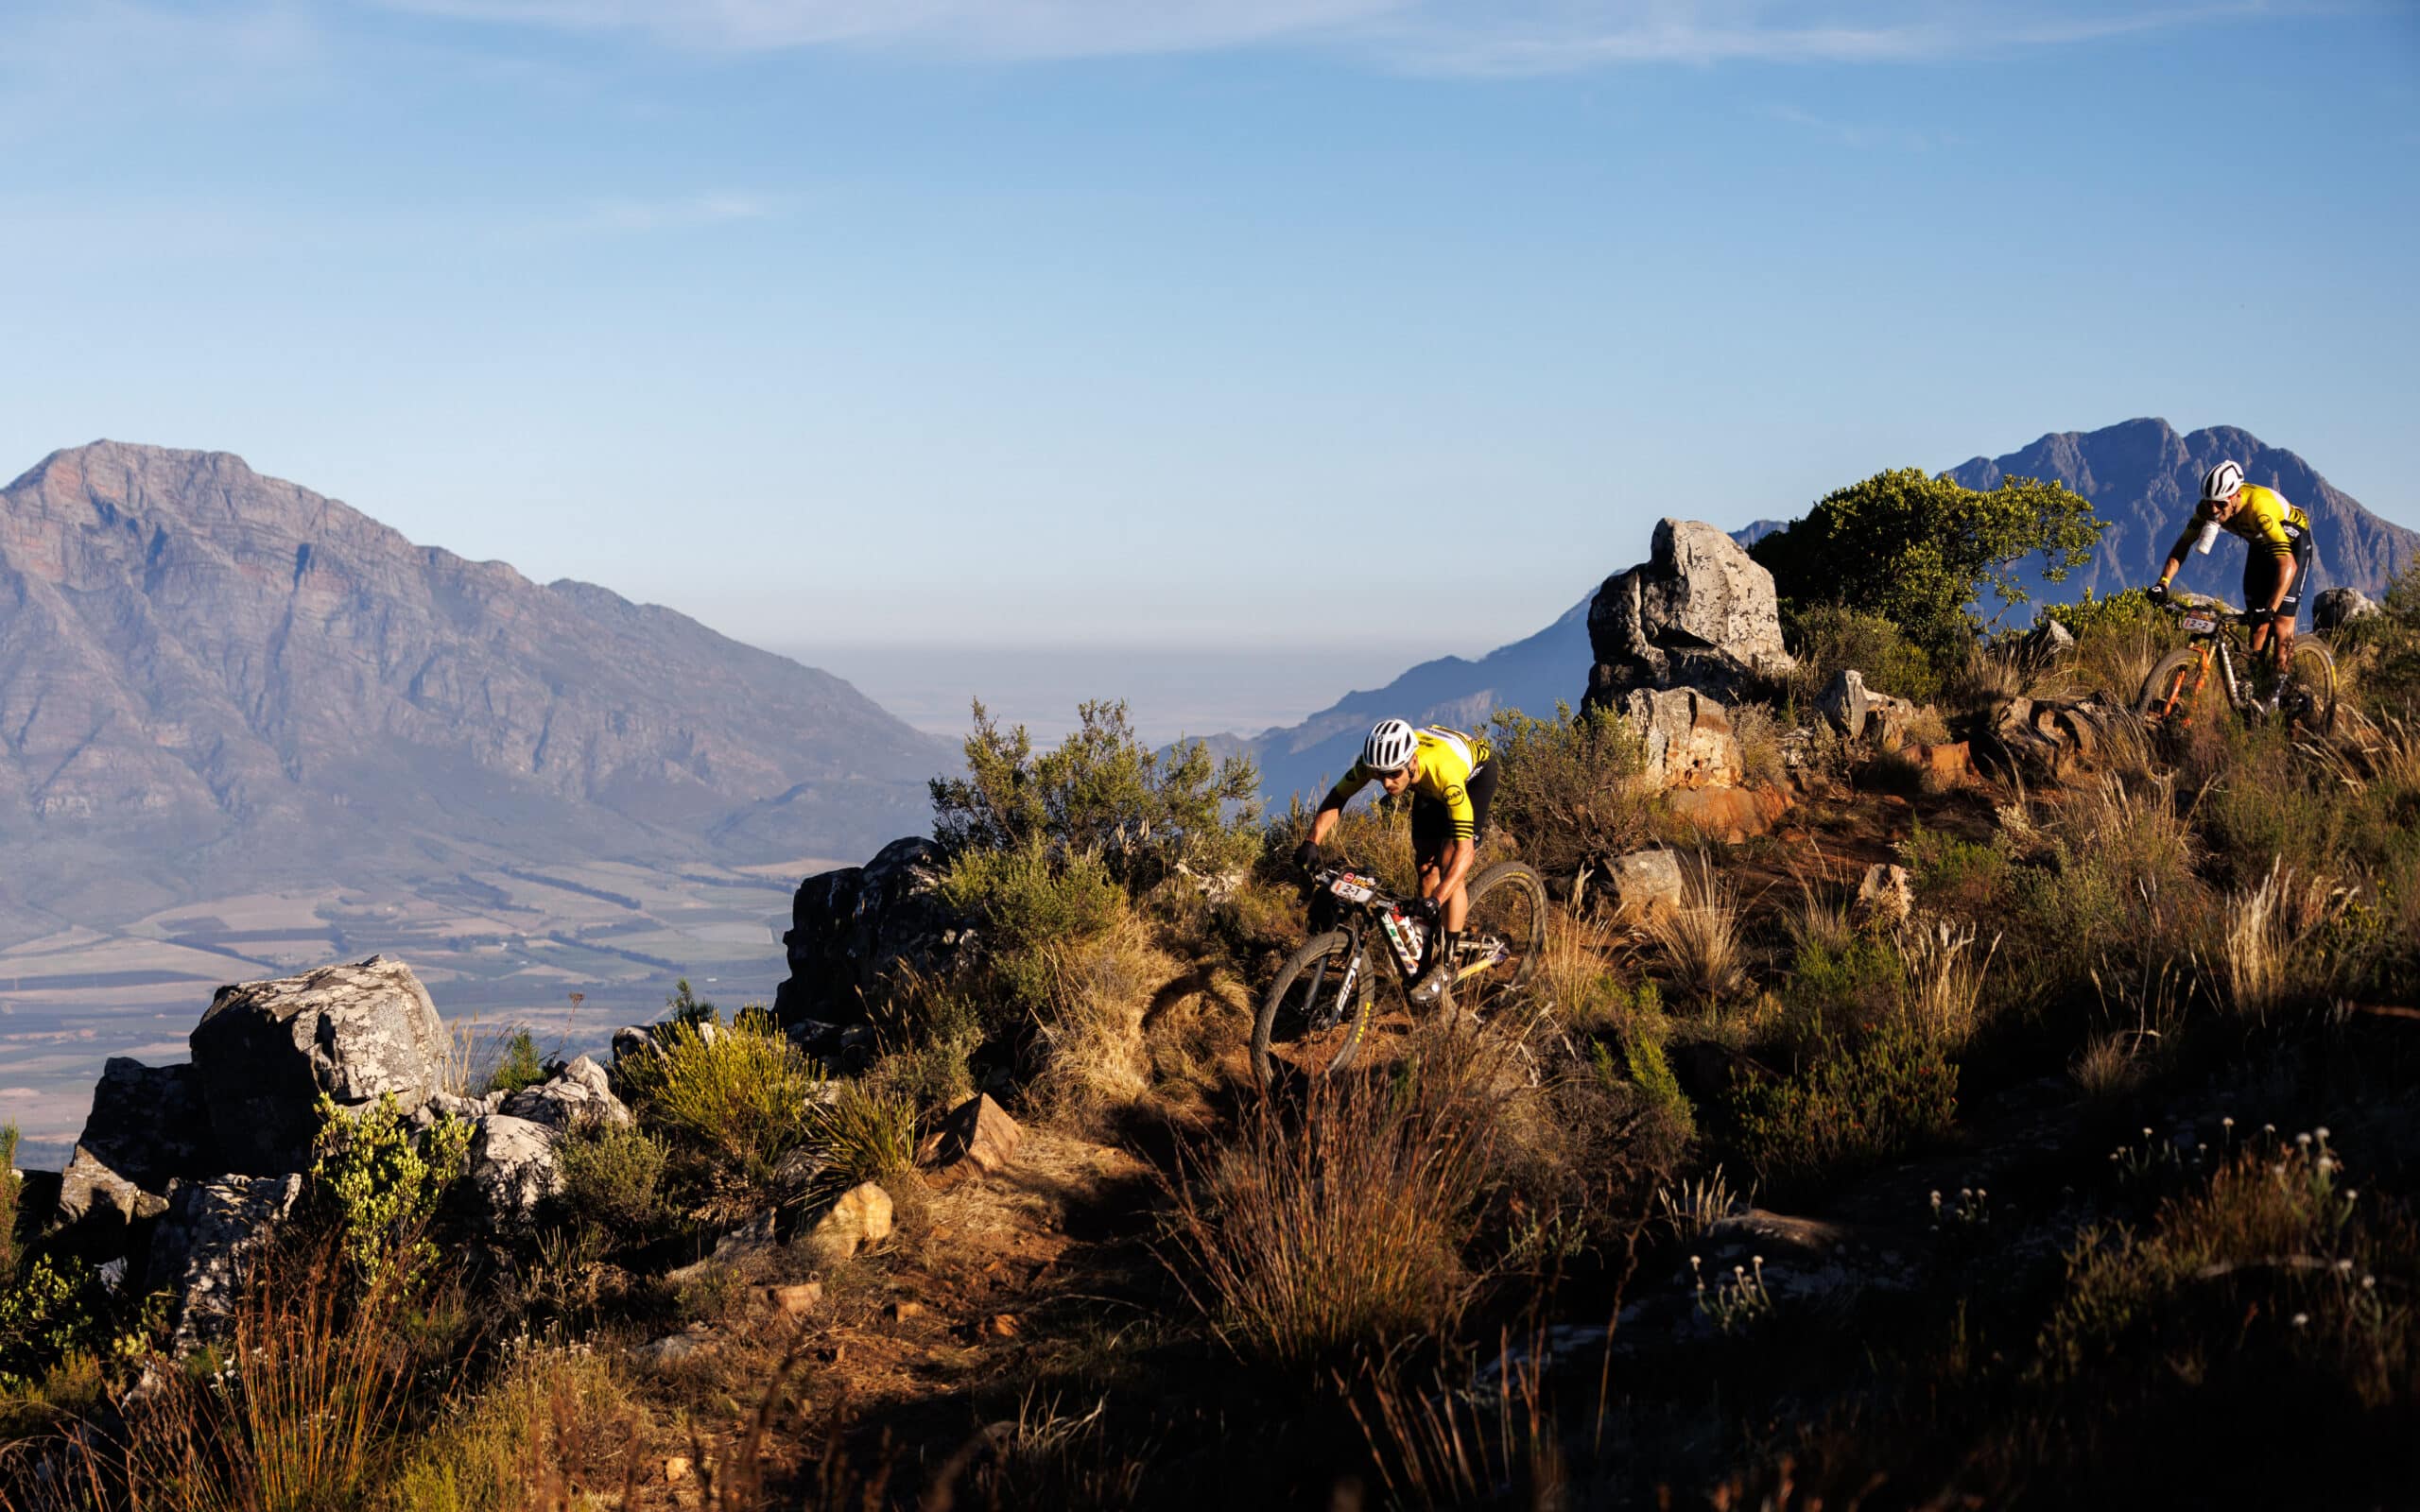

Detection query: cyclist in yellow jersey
xmin=1295 ymin=718 xmax=1497 ymax=1006
xmin=2150 ymin=459 xmax=2315 ymax=677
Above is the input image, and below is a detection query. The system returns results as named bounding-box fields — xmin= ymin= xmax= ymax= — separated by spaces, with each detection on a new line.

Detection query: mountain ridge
xmin=0 ymin=440 xmax=949 ymax=936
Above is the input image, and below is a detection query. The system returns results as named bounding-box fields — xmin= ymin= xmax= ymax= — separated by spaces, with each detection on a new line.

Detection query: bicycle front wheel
xmin=2135 ymin=646 xmax=2209 ymax=730
xmin=2285 ymin=642 xmax=2338 ymax=736
xmin=1459 ymin=861 xmax=1549 ymax=1010
xmin=1252 ymin=931 xmax=1372 ymax=1086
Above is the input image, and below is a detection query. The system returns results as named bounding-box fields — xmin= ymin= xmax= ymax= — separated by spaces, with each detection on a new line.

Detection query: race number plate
xmin=1330 ymin=874 xmax=1374 ymax=903
xmin=2181 ymin=611 xmax=2217 ymax=635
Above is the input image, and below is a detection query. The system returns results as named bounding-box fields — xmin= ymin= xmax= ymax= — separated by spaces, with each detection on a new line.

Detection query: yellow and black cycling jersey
xmin=1325 ymin=725 xmax=1494 ymax=840
xmin=2173 ymin=482 xmax=2310 ymax=561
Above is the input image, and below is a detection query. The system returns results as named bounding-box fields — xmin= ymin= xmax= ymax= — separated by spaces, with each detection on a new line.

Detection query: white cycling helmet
xmin=1361 ymin=718 xmax=1418 ymax=773
xmin=2201 ymin=460 xmax=2245 ymax=503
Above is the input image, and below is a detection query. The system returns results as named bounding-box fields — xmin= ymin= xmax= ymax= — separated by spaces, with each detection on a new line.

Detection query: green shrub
xmin=619 ymin=1016 xmax=822 ymax=1186
xmin=1779 ymin=933 xmax=1903 ymax=1043
xmin=311 ymin=1093 xmax=474 ymax=1287
xmin=479 ymin=1030 xmax=545 ymax=1095
xmin=1900 ymin=823 xmax=2011 ymax=918
xmin=1751 ymin=467 xmax=2102 ymax=658
xmin=1736 ymin=1019 xmax=1957 ymax=1194
xmin=1783 ymin=603 xmax=1940 ymax=708
xmin=1486 ymin=701 xmax=1650 ymax=885
xmin=555 ymin=1121 xmax=671 ymax=1235
xmin=665 ymin=977 xmax=719 ymax=1027
xmin=931 ymin=697 xmax=1261 ymax=888
xmin=803 ymin=1082 xmax=918 ymax=1204
xmin=0 ymin=1254 xmax=110 ymax=1394
xmin=938 ymin=838 xmax=1125 ymax=1016
xmin=2036 ymin=586 xmax=2171 ymax=642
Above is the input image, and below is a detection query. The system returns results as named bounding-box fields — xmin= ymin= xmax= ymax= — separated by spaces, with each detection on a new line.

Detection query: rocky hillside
xmin=1233 ymin=421 xmax=2412 ymax=805
xmin=1944 ymin=417 xmax=2416 ymax=612
xmin=0 ymin=442 xmax=950 ymax=931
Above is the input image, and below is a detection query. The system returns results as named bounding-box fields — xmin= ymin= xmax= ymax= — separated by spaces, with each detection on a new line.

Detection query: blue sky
xmin=2 ymin=1 xmax=2413 ymax=659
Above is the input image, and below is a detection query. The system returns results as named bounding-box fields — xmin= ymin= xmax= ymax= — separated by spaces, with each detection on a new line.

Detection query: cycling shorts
xmin=2243 ymin=523 xmax=2315 ymax=620
xmin=1410 ymin=760 xmax=1495 ymax=859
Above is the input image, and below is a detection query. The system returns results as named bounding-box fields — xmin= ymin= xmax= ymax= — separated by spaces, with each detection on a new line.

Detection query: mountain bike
xmin=1251 ymin=857 xmax=1548 ymax=1086
xmin=2135 ymin=593 xmax=2337 ymax=735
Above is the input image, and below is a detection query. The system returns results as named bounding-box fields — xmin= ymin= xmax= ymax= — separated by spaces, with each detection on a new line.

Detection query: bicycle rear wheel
xmin=1252 ymin=931 xmax=1373 ymax=1086
xmin=1458 ymin=861 xmax=1548 ymax=1011
xmin=2284 ymin=642 xmax=2338 ymax=736
xmin=2134 ymin=646 xmax=2209 ymax=730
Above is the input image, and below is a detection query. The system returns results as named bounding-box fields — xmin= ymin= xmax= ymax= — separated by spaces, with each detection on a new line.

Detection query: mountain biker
xmin=2149 ymin=459 xmax=2314 ymax=677
xmin=1293 ymin=718 xmax=1495 ymax=1008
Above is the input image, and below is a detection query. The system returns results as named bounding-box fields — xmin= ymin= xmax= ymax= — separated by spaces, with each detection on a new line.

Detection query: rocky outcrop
xmin=2314 ymin=587 xmax=2379 ymax=633
xmin=147 ymin=1173 xmax=304 ymax=1351
xmin=55 ymin=1058 xmax=216 ymax=1250
xmin=1619 ymin=687 xmax=1744 ymax=789
xmin=496 ymin=1055 xmax=630 ymax=1131
xmin=1583 ymin=519 xmax=1793 ymax=711
xmin=1815 ymin=670 xmax=1927 ymax=749
xmin=467 ymin=1115 xmax=561 ymax=1228
xmin=188 ymin=956 xmax=448 ymax=1175
xmin=1972 ymin=696 xmax=2125 ymax=784
xmin=772 ymin=837 xmax=974 ymax=1027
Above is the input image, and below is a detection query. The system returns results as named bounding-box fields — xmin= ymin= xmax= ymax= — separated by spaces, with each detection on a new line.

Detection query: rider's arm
xmin=2158 ymin=514 xmax=2207 ymax=588
xmin=1307 ymin=769 xmax=1366 ymax=849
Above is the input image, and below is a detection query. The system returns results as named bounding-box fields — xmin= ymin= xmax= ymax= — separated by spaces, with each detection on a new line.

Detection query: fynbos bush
xmin=310 ymin=1093 xmax=472 ymax=1289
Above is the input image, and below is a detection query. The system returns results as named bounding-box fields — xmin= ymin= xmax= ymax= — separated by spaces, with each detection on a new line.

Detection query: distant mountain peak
xmin=0 ymin=443 xmax=948 ymax=934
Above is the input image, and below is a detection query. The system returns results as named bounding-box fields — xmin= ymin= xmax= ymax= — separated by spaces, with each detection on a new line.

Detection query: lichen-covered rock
xmin=772 ymin=837 xmax=974 ymax=1028
xmin=804 ymin=1181 xmax=894 ymax=1263
xmin=147 ymin=1173 xmax=303 ymax=1353
xmin=1603 ymin=850 xmax=1685 ymax=924
xmin=1815 ymin=669 xmax=1927 ymax=749
xmin=55 ymin=1058 xmax=216 ymax=1253
xmin=1583 ymin=519 xmax=1794 ymax=709
xmin=468 ymin=1114 xmax=561 ymax=1227
xmin=497 ymin=1056 xmax=630 ymax=1130
xmin=1620 ymin=687 xmax=1743 ymax=789
xmin=189 ymin=955 xmax=447 ymax=1175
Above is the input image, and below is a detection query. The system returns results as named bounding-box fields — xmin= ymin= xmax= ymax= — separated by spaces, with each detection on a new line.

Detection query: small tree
xmin=1752 ymin=469 xmax=2103 ymax=657
xmin=929 ymin=698 xmax=1261 ymax=885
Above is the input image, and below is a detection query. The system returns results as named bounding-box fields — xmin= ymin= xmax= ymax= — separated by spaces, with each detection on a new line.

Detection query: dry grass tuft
xmin=2219 ymin=859 xmax=2337 ymax=1021
xmin=1898 ymin=917 xmax=1999 ymax=1048
xmin=1027 ymin=912 xmax=1180 ymax=1126
xmin=1647 ymin=856 xmax=1747 ymax=1006
xmin=1161 ymin=1040 xmax=1495 ymax=1364
xmin=2069 ymin=1034 xmax=2145 ymax=1103
xmin=1657 ymin=1164 xmax=1750 ymax=1241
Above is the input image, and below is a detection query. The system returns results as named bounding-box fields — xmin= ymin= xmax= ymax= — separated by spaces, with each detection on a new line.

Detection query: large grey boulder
xmin=1583 ymin=519 xmax=1794 ymax=711
xmin=189 ymin=955 xmax=449 ymax=1175
xmin=2313 ymin=587 xmax=2379 ymax=633
xmin=467 ymin=1114 xmax=561 ymax=1228
xmin=772 ymin=837 xmax=975 ymax=1027
xmin=56 ymin=1058 xmax=216 ymax=1251
xmin=147 ymin=1173 xmax=304 ymax=1353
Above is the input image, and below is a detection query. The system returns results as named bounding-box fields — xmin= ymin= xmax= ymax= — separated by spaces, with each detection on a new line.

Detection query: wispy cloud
xmin=372 ymin=0 xmax=2285 ymax=69
xmin=575 ymin=193 xmax=776 ymax=233
xmin=1761 ymin=101 xmax=1962 ymax=151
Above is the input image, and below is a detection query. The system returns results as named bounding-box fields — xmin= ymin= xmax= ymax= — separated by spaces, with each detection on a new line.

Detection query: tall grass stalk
xmin=1162 ymin=1043 xmax=1494 ymax=1364
xmin=1899 ymin=918 xmax=2000 ymax=1048
xmin=93 ymin=1242 xmax=421 ymax=1511
xmin=1647 ymin=857 xmax=1746 ymax=1005
xmin=2221 ymin=859 xmax=2333 ymax=1020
